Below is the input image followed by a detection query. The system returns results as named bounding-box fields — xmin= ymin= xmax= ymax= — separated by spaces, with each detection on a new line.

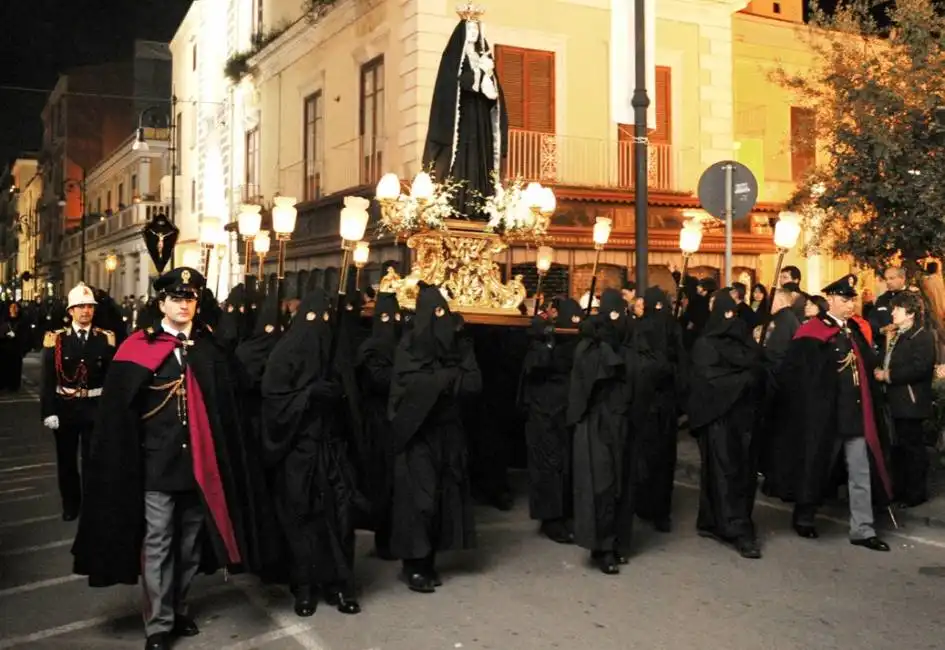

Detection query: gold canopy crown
xmin=456 ymin=2 xmax=485 ymax=21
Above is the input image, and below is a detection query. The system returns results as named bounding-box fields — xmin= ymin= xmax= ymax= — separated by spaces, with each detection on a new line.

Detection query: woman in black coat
xmin=874 ymin=291 xmax=935 ymax=507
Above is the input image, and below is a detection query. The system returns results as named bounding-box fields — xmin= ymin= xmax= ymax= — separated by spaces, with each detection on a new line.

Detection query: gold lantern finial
xmin=456 ymin=2 xmax=485 ymax=21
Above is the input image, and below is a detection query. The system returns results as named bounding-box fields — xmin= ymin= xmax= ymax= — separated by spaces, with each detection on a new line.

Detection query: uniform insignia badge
xmin=848 ymin=276 xmax=856 ymax=287
xmin=181 ymin=269 xmax=191 ymax=283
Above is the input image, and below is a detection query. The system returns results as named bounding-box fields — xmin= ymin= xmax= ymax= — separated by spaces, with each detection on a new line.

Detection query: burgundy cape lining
xmin=115 ymin=331 xmax=242 ymax=563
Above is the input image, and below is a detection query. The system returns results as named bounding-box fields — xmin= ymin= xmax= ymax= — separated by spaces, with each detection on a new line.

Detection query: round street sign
xmin=697 ymin=161 xmax=759 ymax=221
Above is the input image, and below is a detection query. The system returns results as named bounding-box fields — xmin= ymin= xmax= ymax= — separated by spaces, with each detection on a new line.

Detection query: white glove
xmin=43 ymin=416 xmax=59 ymax=430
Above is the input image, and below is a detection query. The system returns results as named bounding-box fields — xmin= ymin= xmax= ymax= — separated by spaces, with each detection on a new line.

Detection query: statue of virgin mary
xmin=422 ymin=5 xmax=509 ymax=219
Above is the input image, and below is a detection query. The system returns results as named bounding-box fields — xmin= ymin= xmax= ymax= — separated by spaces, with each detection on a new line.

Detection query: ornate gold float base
xmin=379 ymin=219 xmax=526 ymax=314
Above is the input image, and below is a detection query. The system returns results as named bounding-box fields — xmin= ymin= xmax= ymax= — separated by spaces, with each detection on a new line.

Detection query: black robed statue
xmin=422 ymin=10 xmax=509 ymax=218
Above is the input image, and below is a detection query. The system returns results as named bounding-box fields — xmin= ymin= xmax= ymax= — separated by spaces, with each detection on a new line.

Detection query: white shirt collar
xmin=826 ymin=312 xmax=846 ymax=328
xmin=72 ymin=323 xmax=90 ymax=336
xmin=160 ymin=322 xmax=193 ymax=339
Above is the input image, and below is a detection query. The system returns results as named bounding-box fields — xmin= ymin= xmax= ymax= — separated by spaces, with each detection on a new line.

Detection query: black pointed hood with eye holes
xmin=260 ymin=288 xmax=335 ymax=466
xmin=591 ymin=288 xmax=629 ymax=347
xmin=372 ymin=292 xmax=402 ymax=341
xmin=218 ymin=284 xmax=247 ymax=348
xmin=554 ymin=298 xmax=584 ymax=330
xmin=234 ymin=289 xmax=283 ymax=387
xmin=410 ymin=284 xmax=456 ymax=361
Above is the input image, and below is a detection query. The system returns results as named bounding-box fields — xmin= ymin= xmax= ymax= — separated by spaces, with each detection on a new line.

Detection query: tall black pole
xmin=170 ymin=95 xmax=177 ymax=226
xmin=79 ymin=169 xmax=87 ymax=282
xmin=632 ymin=0 xmax=650 ymax=291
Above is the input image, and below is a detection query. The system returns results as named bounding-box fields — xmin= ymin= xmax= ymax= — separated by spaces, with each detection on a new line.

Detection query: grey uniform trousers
xmin=142 ymin=491 xmax=205 ymax=636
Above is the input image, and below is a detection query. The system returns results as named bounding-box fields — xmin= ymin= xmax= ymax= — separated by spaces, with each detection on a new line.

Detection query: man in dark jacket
xmin=868 ymin=267 xmax=906 ymax=352
xmin=874 ymin=291 xmax=935 ymax=507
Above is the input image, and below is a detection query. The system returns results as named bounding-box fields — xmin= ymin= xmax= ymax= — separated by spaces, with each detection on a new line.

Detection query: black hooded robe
xmin=567 ymin=289 xmax=635 ymax=556
xmin=520 ymin=300 xmax=582 ymax=523
xmin=0 ymin=303 xmax=29 ymax=391
xmin=354 ymin=292 xmax=402 ymax=550
xmin=422 ymin=19 xmax=509 ymax=218
xmin=388 ymin=286 xmax=481 ymax=562
xmin=261 ymin=289 xmax=363 ymax=593
xmin=687 ymin=293 xmax=764 ymax=544
xmin=634 ymin=287 xmax=689 ymax=526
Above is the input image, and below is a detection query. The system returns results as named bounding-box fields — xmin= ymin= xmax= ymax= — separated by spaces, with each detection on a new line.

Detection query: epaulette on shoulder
xmin=42 ymin=329 xmax=63 ymax=348
xmin=94 ymin=327 xmax=116 ymax=347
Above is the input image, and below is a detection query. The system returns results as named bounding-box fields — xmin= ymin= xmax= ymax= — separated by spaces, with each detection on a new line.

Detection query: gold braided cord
xmin=142 ymin=378 xmax=184 ymax=421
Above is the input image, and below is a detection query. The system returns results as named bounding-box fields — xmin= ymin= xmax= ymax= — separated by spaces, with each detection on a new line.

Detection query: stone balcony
xmin=60 ymin=201 xmax=165 ymax=256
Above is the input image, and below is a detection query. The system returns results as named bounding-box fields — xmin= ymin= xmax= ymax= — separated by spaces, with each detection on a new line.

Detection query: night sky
xmin=0 ymin=0 xmax=193 ymax=166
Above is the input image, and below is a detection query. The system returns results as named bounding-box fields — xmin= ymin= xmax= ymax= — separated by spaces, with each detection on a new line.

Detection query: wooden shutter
xmin=496 ymin=46 xmax=555 ymax=133
xmin=525 ymin=50 xmax=555 ymax=134
xmin=791 ymin=106 xmax=816 ymax=180
xmin=650 ymin=66 xmax=672 ymax=143
xmin=496 ymin=46 xmax=525 ymax=129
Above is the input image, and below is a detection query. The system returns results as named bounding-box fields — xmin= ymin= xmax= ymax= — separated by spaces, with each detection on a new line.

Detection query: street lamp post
xmin=237 ymin=204 xmax=263 ymax=288
xmin=353 ymin=240 xmax=370 ymax=290
xmin=104 ymin=253 xmax=119 ymax=295
xmin=57 ymin=171 xmax=87 ymax=282
xmin=534 ymin=245 xmax=554 ymax=316
xmin=632 ymin=0 xmax=651 ymax=292
xmin=133 ymin=96 xmax=178 ymax=224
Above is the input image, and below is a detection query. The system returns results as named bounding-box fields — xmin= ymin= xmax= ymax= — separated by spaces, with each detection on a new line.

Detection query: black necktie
xmin=176 ymin=333 xmax=188 ymax=369
xmin=78 ymin=330 xmax=87 ymax=346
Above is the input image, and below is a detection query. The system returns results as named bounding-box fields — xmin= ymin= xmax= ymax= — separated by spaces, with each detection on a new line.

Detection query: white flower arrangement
xmin=479 ymin=176 xmax=550 ymax=242
xmin=377 ymin=177 xmax=463 ymax=236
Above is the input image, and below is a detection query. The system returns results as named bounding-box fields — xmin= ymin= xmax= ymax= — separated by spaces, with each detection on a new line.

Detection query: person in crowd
xmin=355 ymin=291 xmax=404 ymax=559
xmin=568 ymin=288 xmax=636 ymax=574
xmin=763 ymin=274 xmax=892 ymax=552
xmin=73 ymin=268 xmax=278 ymax=650
xmin=261 ymin=288 xmax=363 ymax=616
xmin=751 ymin=283 xmax=768 ymax=312
xmin=779 ymin=265 xmax=802 ymax=288
xmin=621 ymin=281 xmax=637 ymax=309
xmin=388 ymin=285 xmax=481 ymax=593
xmin=875 ymin=291 xmax=935 ymax=507
xmin=40 ymin=283 xmax=115 ymax=521
xmin=0 ymin=300 xmax=30 ymax=390
xmin=634 ymin=286 xmax=687 ymax=533
xmin=731 ymin=282 xmax=758 ymax=330
xmin=521 ymin=298 xmax=584 ymax=544
xmin=688 ymin=290 xmax=764 ymax=558
xmin=804 ymin=294 xmax=828 ymax=321
xmin=869 ymin=267 xmax=907 ymax=352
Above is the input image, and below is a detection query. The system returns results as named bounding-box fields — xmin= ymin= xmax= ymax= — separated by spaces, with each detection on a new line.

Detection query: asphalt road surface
xmin=2 ymin=356 xmax=944 ymax=650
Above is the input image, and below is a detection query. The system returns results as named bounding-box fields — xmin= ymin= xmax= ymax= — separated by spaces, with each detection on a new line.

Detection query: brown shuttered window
xmin=791 ymin=106 xmax=816 ymax=180
xmin=495 ymin=46 xmax=556 ymax=133
xmin=618 ymin=65 xmax=672 ymax=143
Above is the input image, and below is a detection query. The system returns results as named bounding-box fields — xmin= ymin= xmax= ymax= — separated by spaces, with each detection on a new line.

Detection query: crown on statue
xmin=456 ymin=2 xmax=485 ymax=21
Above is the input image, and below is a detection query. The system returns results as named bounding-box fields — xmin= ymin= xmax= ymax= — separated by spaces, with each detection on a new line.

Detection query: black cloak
xmin=354 ymin=292 xmax=402 ymax=533
xmin=387 ymin=285 xmax=481 ymax=558
xmin=520 ymin=298 xmax=583 ymax=522
xmin=687 ymin=292 xmax=764 ymax=541
xmin=260 ymin=288 xmax=364 ymax=588
xmin=422 ymin=19 xmax=509 ymax=218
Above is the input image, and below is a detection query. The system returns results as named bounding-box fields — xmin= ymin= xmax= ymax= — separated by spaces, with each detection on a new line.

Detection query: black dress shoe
xmin=324 ymin=591 xmax=362 ymax=615
xmin=293 ymin=586 xmax=317 ymax=617
xmin=145 ymin=633 xmax=170 ymax=650
xmin=594 ymin=552 xmax=620 ymax=575
xmin=540 ymin=520 xmax=575 ymax=544
xmin=403 ymin=571 xmax=436 ymax=593
xmin=793 ymin=524 xmax=819 ymax=539
xmin=735 ymin=537 xmax=762 ymax=559
xmin=172 ymin=615 xmax=199 ymax=636
xmin=851 ymin=537 xmax=890 ymax=552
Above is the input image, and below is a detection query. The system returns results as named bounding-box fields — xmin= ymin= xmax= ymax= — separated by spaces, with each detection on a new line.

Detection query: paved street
xmin=2 ymin=355 xmax=945 ymax=650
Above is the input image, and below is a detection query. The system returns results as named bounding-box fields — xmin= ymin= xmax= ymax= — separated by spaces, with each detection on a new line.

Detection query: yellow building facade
xmin=7 ymin=158 xmax=43 ymax=300
xmin=235 ymin=0 xmax=849 ymax=296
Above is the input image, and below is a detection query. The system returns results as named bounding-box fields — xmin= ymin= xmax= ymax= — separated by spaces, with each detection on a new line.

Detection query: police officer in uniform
xmin=41 ymin=283 xmax=115 ymax=521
